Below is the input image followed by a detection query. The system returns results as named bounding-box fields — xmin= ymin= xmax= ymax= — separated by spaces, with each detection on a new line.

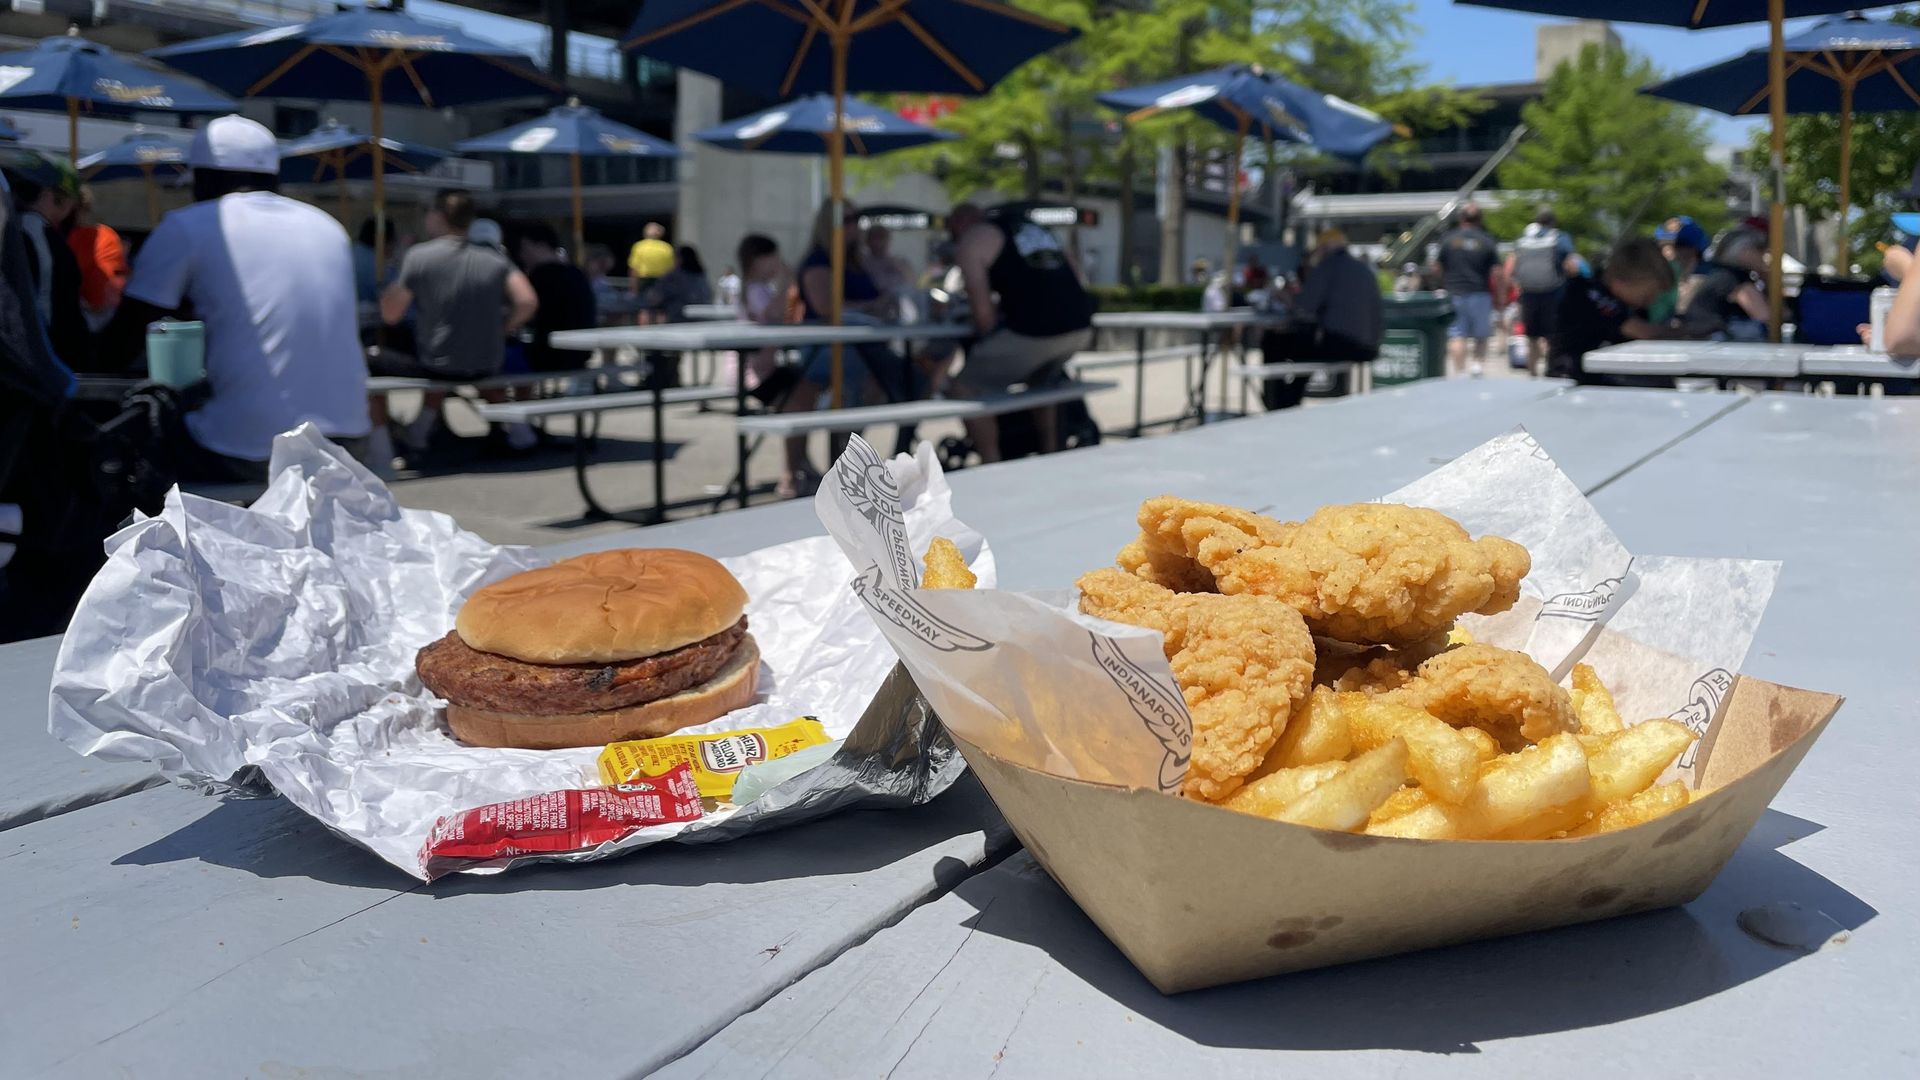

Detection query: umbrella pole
xmin=370 ymin=64 xmax=388 ymax=283
xmin=67 ymin=98 xmax=78 ymax=161
xmin=338 ymin=170 xmax=350 ymax=222
xmin=143 ymin=166 xmax=158 ymax=228
xmin=571 ymin=152 xmax=584 ymax=265
xmin=1766 ymin=0 xmax=1786 ymax=340
xmin=1837 ymin=79 xmax=1854 ymax=273
xmin=1222 ymin=115 xmax=1248 ymax=300
xmin=828 ymin=34 xmax=848 ymax=410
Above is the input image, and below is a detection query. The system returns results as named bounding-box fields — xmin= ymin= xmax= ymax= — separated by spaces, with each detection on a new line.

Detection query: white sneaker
xmin=1469 ymin=360 xmax=1485 ymax=378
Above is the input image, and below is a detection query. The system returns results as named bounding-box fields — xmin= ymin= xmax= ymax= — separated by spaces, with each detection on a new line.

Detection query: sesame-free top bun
xmin=454 ymin=548 xmax=748 ymax=664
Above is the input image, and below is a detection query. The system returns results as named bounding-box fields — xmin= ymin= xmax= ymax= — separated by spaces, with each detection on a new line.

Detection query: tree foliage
xmin=1492 ymin=44 xmax=1728 ymax=253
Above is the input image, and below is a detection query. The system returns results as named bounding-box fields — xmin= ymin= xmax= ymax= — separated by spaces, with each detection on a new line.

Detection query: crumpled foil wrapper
xmin=48 ymin=426 xmax=982 ymax=880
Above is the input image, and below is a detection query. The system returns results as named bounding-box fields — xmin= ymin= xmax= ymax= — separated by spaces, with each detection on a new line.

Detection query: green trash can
xmin=1376 ymin=292 xmax=1455 ymax=386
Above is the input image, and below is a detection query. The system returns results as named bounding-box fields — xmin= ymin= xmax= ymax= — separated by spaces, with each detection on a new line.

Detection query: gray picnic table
xmin=1797 ymin=345 xmax=1920 ymax=382
xmin=1090 ymin=309 xmax=1275 ymax=434
xmin=15 ymin=378 xmax=1914 ymax=1077
xmin=1582 ymin=340 xmax=1804 ymax=380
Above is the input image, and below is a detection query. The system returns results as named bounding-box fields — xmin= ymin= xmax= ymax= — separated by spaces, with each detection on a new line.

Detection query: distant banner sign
xmin=860 ymin=211 xmax=937 ymax=231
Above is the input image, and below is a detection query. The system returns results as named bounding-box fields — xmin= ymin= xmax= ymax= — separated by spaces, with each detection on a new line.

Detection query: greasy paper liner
xmin=952 ymin=677 xmax=1839 ymax=993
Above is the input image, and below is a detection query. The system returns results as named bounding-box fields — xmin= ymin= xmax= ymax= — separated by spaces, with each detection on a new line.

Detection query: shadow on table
xmin=106 ymin=776 xmax=1007 ymax=898
xmin=113 ymin=793 xmax=419 ymax=892
xmin=951 ymin=808 xmax=1873 ymax=1054
xmin=436 ymin=775 xmax=1012 ymax=900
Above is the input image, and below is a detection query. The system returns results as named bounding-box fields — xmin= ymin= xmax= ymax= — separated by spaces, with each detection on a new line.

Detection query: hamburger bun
xmin=456 ymin=548 xmax=748 ymax=665
xmin=445 ymin=635 xmax=761 ymax=750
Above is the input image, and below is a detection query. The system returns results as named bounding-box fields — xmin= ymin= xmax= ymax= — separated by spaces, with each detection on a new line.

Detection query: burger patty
xmin=416 ymin=617 xmax=749 ymax=715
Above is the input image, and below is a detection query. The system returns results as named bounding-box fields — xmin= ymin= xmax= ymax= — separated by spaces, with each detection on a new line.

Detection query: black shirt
xmin=1679 ymin=265 xmax=1753 ymax=339
xmin=1548 ymin=280 xmax=1634 ymax=383
xmin=983 ymin=215 xmax=1090 ymax=337
xmin=525 ymin=261 xmax=596 ymax=373
xmin=1438 ymin=225 xmax=1499 ymax=296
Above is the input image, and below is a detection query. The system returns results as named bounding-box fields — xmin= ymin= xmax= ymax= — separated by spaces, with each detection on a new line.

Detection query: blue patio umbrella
xmin=0 ymin=30 xmax=234 ymax=158
xmin=1458 ymin=0 xmax=1879 ymax=336
xmin=693 ymin=94 xmax=957 ymax=155
xmin=281 ymin=119 xmax=447 ymax=221
xmin=624 ymin=0 xmax=1076 ymax=405
xmin=151 ymin=4 xmax=557 ymax=269
xmin=1644 ymin=14 xmax=1920 ymax=261
xmin=1099 ymin=64 xmax=1395 ymax=284
xmin=458 ymin=100 xmax=679 ymax=261
xmin=76 ymin=129 xmax=192 ymax=224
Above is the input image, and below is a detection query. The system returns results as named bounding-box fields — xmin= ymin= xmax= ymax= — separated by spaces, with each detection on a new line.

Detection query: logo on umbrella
xmin=1154 ymin=84 xmax=1216 ymax=109
xmin=239 ymin=25 xmax=305 ymax=47
xmin=368 ymin=31 xmax=453 ymax=52
xmin=508 ymin=126 xmax=557 ymax=152
xmin=737 ymin=110 xmax=789 ymax=140
xmin=133 ymin=146 xmax=180 ymax=163
xmin=597 ymin=133 xmax=655 ymax=153
xmin=837 ymin=115 xmax=884 ymax=132
xmin=93 ymin=79 xmax=172 ymax=106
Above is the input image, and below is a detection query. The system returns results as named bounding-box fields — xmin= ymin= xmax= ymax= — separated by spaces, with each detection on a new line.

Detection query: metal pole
xmin=370 ymin=58 xmax=388 ymax=282
xmin=1222 ymin=115 xmax=1248 ymax=295
xmin=1766 ymin=0 xmax=1787 ymax=340
xmin=66 ymin=98 xmax=78 ymax=161
xmin=143 ymin=166 xmax=159 ymax=227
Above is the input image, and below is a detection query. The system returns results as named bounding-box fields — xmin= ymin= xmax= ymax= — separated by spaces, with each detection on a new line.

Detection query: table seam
xmin=1583 ymin=393 xmax=1754 ymax=497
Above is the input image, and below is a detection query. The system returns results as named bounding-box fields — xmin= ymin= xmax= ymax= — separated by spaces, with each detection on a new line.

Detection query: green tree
xmin=1759 ymin=108 xmax=1920 ymax=274
xmin=1492 ymin=44 xmax=1728 ymax=254
xmin=860 ymin=0 xmax=1474 ymax=281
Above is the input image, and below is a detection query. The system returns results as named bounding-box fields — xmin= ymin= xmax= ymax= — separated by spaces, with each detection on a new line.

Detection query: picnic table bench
xmin=1091 ymin=308 xmax=1275 ymax=434
xmin=6 ymin=378 xmax=1913 ymax=1076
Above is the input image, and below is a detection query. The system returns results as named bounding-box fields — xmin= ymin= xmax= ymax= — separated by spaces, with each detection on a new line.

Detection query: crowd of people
xmin=1423 ymin=200 xmax=1787 ymax=382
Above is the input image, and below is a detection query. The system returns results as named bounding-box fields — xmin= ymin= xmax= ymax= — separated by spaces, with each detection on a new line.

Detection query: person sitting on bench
xmin=1259 ymin=228 xmax=1382 ymax=410
xmin=945 ymin=203 xmax=1093 ymax=462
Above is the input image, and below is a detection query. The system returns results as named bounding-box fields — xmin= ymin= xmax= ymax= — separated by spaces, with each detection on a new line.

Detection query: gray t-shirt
xmin=399 ymin=235 xmax=513 ymax=377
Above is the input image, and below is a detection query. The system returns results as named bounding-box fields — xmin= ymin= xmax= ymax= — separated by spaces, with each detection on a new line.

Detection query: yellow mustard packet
xmin=597 ymin=717 xmax=831 ymax=799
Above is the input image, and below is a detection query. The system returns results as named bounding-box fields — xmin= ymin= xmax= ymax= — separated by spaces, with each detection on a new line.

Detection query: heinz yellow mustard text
xmin=597 ymin=718 xmax=831 ymax=799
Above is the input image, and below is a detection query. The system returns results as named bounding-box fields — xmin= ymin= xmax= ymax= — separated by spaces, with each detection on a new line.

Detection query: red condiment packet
xmin=420 ymin=765 xmax=703 ymax=877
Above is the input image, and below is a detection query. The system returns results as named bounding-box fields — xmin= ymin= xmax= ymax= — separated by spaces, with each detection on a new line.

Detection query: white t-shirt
xmin=126 ymin=191 xmax=369 ymax=461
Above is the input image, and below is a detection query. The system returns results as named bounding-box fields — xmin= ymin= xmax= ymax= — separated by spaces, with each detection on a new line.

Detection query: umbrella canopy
xmin=0 ymin=32 xmax=235 ymax=158
xmin=1462 ymin=0 xmax=1867 ymax=28
xmin=1644 ymin=14 xmax=1920 ymax=263
xmin=1097 ymin=64 xmax=1393 ymax=160
xmin=693 ymin=94 xmax=957 ymax=155
xmin=1644 ymin=15 xmax=1920 ymax=114
xmin=281 ymin=120 xmax=446 ymax=182
xmin=148 ymin=8 xmax=555 ymax=108
xmin=151 ymin=6 xmax=557 ymax=271
xmin=458 ymin=100 xmax=679 ymax=263
xmin=456 ymin=101 xmax=679 ymax=158
xmin=76 ymin=129 xmax=191 ymax=181
xmin=625 ymin=0 xmax=1075 ymax=406
xmin=624 ymin=0 xmax=1077 ymax=98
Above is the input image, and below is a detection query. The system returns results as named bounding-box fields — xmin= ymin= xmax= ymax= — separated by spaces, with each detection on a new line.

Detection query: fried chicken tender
xmin=1077 ymin=568 xmax=1315 ymax=802
xmin=1389 ymin=643 xmax=1576 ymax=751
xmin=1129 ymin=497 xmax=1530 ymax=647
xmin=921 ymin=537 xmax=977 ymax=590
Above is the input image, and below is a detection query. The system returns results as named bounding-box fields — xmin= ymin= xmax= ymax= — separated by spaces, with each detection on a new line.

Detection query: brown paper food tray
xmin=950 ymin=676 xmax=1841 ymax=994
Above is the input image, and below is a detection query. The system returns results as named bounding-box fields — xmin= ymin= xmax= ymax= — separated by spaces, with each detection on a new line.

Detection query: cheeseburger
xmin=416 ymin=549 xmax=758 ymax=749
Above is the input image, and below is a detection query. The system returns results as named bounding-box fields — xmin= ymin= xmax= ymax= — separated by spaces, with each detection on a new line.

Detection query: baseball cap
xmin=1654 ymin=215 xmax=1710 ymax=253
xmin=189 ymin=115 xmax=279 ymax=176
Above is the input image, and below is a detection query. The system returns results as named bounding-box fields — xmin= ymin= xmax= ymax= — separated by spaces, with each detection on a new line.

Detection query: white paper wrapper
xmin=48 ymin=426 xmax=986 ymax=880
xmin=818 ymin=429 xmax=1779 ymax=791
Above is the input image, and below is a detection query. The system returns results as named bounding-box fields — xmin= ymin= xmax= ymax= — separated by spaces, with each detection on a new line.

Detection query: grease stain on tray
xmin=1737 ymin=901 xmax=1848 ymax=952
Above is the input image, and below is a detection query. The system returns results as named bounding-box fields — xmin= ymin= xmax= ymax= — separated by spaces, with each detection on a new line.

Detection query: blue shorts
xmin=1448 ymin=292 xmax=1495 ymax=340
xmin=799 ymin=341 xmax=918 ymax=406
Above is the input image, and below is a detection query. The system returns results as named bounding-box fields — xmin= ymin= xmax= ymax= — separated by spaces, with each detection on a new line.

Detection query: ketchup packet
xmin=420 ymin=765 xmax=704 ymax=877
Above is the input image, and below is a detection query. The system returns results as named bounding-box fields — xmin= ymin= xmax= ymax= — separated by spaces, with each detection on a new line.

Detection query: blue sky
xmin=415 ymin=0 xmax=1909 ymax=147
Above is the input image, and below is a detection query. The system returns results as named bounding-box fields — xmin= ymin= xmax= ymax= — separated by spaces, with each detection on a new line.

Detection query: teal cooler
xmin=1376 ymin=292 xmax=1454 ymax=385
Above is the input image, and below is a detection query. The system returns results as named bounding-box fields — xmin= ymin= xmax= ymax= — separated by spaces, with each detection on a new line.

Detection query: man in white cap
xmin=100 ymin=114 xmax=369 ymax=481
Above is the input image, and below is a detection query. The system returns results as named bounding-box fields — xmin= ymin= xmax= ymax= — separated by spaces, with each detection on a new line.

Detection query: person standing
xmin=378 ymin=188 xmax=539 ymax=455
xmin=16 ymin=163 xmax=89 ymax=370
xmin=1505 ymin=206 xmax=1578 ymax=376
xmin=99 ymin=115 xmax=369 ymax=479
xmin=66 ymin=187 xmax=126 ymax=332
xmin=1259 ymin=228 xmax=1383 ymax=410
xmin=1432 ymin=203 xmax=1503 ymax=377
xmin=627 ymin=220 xmax=675 ymax=324
xmin=517 ymin=221 xmax=595 ymax=373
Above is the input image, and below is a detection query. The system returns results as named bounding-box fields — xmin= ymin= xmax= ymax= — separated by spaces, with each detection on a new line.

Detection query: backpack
xmin=1512 ymin=228 xmax=1567 ymax=293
